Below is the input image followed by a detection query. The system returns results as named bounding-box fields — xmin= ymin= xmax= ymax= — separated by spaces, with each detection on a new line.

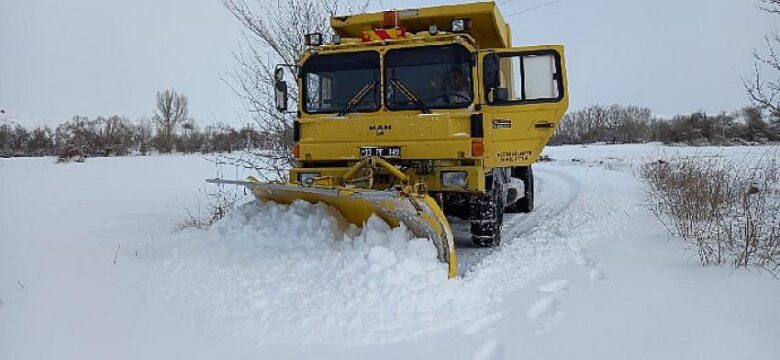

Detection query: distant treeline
xmin=551 ymin=105 xmax=779 ymax=145
xmin=3 ymin=105 xmax=778 ymax=160
xmin=0 ymin=115 xmax=270 ymax=160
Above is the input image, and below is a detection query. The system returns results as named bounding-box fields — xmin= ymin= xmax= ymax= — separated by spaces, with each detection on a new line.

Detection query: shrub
xmin=641 ymin=152 xmax=780 ymax=273
xmin=177 ymin=185 xmax=241 ymax=230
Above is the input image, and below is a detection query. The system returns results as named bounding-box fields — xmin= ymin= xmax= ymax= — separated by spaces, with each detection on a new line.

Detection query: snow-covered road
xmin=1 ymin=144 xmax=779 ymax=359
xmin=455 ymin=165 xmax=583 ymax=276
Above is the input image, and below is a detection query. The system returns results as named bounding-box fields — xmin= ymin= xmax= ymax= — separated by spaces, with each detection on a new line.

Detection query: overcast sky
xmin=0 ymin=0 xmax=775 ymax=126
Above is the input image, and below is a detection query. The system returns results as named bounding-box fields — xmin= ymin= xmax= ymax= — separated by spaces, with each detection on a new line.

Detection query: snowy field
xmin=1 ymin=144 xmax=779 ymax=360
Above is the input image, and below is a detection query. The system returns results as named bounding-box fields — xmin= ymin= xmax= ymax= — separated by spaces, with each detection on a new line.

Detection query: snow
xmin=142 ymin=202 xmax=469 ymax=345
xmin=1 ymin=144 xmax=779 ymax=359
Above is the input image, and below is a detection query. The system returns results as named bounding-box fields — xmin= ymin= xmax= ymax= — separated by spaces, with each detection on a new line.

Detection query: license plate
xmin=360 ymin=146 xmax=401 ymax=158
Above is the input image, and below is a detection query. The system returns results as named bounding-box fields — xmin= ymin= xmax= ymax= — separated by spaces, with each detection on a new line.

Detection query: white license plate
xmin=360 ymin=146 xmax=401 ymax=158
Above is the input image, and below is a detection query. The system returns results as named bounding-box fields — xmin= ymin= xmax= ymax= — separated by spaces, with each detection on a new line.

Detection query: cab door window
xmin=484 ymin=51 xmax=563 ymax=104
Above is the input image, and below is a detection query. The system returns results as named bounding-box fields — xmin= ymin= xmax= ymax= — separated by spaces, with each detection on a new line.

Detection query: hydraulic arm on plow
xmin=210 ymin=1 xmax=569 ymax=278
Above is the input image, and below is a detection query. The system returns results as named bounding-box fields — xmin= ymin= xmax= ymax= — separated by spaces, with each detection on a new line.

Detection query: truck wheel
xmin=506 ymin=166 xmax=534 ymax=213
xmin=470 ymin=171 xmax=505 ymax=247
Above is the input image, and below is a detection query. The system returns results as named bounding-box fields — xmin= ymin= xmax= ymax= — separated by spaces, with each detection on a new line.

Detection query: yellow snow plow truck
xmin=209 ymin=1 xmax=568 ymax=278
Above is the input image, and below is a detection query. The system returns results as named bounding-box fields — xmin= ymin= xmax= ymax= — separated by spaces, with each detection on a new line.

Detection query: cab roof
xmin=330 ymin=1 xmax=512 ymax=49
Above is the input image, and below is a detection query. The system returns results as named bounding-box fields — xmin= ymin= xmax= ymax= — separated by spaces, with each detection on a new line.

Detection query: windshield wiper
xmin=389 ymin=78 xmax=431 ymax=114
xmin=338 ymin=81 xmax=377 ymax=117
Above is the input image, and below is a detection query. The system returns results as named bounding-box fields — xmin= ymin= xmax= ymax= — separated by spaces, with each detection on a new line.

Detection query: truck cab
xmin=274 ymin=1 xmax=568 ymax=247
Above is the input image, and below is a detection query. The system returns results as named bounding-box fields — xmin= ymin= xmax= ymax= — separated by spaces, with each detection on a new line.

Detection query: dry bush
xmin=641 ymin=152 xmax=780 ymax=273
xmin=177 ymin=185 xmax=241 ymax=230
xmin=56 ymin=145 xmax=86 ymax=163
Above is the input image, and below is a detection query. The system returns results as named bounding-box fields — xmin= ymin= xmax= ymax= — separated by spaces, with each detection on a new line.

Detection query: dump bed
xmin=331 ymin=1 xmax=512 ymax=49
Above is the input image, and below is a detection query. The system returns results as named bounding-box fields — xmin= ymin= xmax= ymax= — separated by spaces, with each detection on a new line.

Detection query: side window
xmin=321 ymin=76 xmax=333 ymax=105
xmin=485 ymin=51 xmax=562 ymax=104
xmin=305 ymin=73 xmax=334 ymax=111
xmin=305 ymin=73 xmax=322 ymax=110
xmin=523 ymin=54 xmax=558 ymax=99
xmin=503 ymin=56 xmax=523 ymax=101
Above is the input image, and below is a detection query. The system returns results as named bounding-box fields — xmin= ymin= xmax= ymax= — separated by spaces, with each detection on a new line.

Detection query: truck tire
xmin=470 ymin=170 xmax=505 ymax=247
xmin=506 ymin=166 xmax=534 ymax=213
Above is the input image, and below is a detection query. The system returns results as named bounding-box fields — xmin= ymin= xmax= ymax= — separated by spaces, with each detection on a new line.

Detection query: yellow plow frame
xmin=208 ymin=157 xmax=457 ymax=278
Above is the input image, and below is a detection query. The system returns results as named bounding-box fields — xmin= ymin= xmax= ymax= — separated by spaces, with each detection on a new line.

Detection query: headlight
xmin=441 ymin=171 xmax=467 ymax=188
xmin=297 ymin=172 xmax=320 ymax=186
xmin=451 ymin=19 xmax=470 ymax=32
xmin=304 ymin=33 xmax=323 ymax=46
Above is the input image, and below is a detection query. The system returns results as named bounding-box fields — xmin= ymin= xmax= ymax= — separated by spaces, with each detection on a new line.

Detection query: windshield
xmin=302 ymin=51 xmax=380 ymax=114
xmin=385 ymin=45 xmax=473 ymax=111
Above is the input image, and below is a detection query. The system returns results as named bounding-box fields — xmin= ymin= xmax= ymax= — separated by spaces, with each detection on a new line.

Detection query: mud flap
xmin=208 ymin=178 xmax=458 ymax=278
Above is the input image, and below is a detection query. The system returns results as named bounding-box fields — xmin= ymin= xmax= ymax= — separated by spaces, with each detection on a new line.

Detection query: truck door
xmin=477 ymin=45 xmax=569 ymax=168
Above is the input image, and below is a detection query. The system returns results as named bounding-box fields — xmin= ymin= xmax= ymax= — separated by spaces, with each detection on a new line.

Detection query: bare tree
xmin=153 ymin=89 xmax=189 ymax=153
xmin=133 ymin=118 xmax=154 ymax=155
xmin=759 ymin=0 xmax=780 ymax=13
xmin=746 ymin=0 xmax=780 ymax=136
xmin=55 ymin=116 xmax=95 ymax=161
xmin=221 ymin=0 xmax=370 ymax=181
xmin=743 ymin=106 xmax=772 ymax=141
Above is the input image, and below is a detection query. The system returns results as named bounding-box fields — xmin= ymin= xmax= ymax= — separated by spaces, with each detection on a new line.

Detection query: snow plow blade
xmin=207 ymin=177 xmax=457 ymax=278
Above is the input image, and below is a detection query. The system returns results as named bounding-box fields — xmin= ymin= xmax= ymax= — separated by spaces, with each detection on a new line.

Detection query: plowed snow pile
xmin=141 ymin=200 xmax=485 ymax=344
xmin=133 ymin=159 xmax=635 ymax=349
xmin=136 ymin=161 xmax=625 ymax=349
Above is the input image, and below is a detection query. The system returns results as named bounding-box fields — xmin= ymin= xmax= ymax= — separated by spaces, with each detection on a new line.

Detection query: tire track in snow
xmin=456 ymin=165 xmax=583 ymax=276
xmin=459 ymin=162 xmax=637 ymax=307
xmin=449 ymin=163 xmax=638 ymax=338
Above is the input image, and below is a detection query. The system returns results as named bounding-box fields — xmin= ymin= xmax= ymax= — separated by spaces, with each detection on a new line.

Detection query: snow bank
xmin=4 ymin=148 xmax=779 ymax=359
xmin=543 ymin=142 xmax=779 ymax=173
xmin=140 ymin=200 xmax=485 ymax=345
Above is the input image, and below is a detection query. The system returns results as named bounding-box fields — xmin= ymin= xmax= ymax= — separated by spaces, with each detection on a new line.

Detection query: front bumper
xmin=290 ymin=163 xmax=486 ymax=192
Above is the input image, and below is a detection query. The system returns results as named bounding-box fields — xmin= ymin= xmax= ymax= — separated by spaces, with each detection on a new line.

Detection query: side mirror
xmin=275 ymin=80 xmax=288 ymax=112
xmin=274 ymin=67 xmax=284 ymax=82
xmin=483 ymin=53 xmax=500 ymax=92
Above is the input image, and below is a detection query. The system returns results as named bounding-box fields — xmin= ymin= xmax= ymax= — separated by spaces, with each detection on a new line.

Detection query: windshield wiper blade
xmin=389 ymin=78 xmax=431 ymax=114
xmin=338 ymin=81 xmax=377 ymax=117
